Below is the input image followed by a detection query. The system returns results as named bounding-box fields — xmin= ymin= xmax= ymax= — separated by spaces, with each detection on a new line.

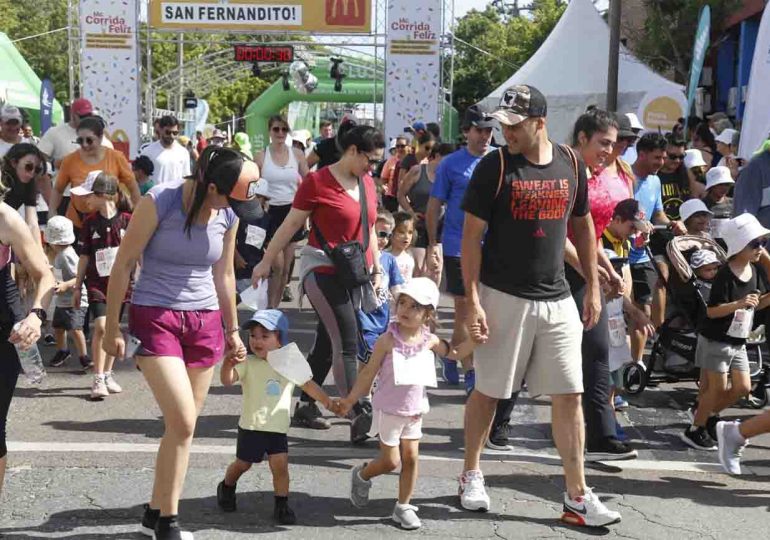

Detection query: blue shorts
xmin=236 ymin=428 xmax=288 ymax=463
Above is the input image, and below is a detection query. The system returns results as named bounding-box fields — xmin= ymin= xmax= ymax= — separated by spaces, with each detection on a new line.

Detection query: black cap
xmin=490 ymin=85 xmax=548 ymax=126
xmin=462 ymin=105 xmax=496 ymax=129
xmin=617 ymin=114 xmax=637 ymax=139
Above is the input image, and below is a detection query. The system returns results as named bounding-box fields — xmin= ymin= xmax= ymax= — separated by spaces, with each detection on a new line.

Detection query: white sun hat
xmin=679 ymin=199 xmax=713 ymax=224
xmin=724 ymin=213 xmax=770 ymax=258
xmin=44 ymin=215 xmax=76 ymax=245
xmin=684 ymin=149 xmax=707 ymax=169
xmin=397 ymin=277 xmax=440 ymax=309
xmin=715 ymin=128 xmax=738 ymax=146
xmin=705 ymin=166 xmax=735 ymax=191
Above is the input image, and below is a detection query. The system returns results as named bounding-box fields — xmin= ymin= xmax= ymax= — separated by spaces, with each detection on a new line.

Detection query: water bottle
xmin=12 ymin=322 xmax=46 ymax=384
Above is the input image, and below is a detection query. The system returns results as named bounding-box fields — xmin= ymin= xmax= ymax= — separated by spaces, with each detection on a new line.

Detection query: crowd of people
xmin=2 ymin=88 xmax=770 ymax=538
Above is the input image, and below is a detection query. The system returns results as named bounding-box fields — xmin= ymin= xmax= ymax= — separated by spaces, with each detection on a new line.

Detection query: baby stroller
xmin=622 ymin=235 xmax=770 ymax=408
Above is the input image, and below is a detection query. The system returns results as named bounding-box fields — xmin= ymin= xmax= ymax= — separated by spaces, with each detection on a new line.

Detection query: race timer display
xmin=234 ymin=45 xmax=294 ymax=63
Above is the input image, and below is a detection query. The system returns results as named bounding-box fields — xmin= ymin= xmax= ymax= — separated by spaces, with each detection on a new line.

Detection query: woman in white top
xmin=255 ymin=115 xmax=309 ymax=307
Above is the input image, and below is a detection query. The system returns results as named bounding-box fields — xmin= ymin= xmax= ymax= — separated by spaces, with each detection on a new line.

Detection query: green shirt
xmin=235 ymin=356 xmax=295 ymax=434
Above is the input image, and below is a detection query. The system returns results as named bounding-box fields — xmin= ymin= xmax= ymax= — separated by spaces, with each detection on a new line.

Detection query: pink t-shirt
xmin=371 ymin=322 xmax=431 ymax=417
xmin=584 ymin=166 xmax=632 ymax=240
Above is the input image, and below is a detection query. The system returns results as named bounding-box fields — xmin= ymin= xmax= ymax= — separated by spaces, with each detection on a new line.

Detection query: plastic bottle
xmin=12 ymin=322 xmax=46 ymax=384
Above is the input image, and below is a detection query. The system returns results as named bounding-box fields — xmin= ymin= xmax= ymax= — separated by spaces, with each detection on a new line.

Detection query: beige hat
xmin=724 ymin=213 xmax=770 ymax=258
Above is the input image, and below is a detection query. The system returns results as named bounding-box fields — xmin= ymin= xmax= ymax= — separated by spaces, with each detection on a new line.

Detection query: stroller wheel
xmin=623 ymin=363 xmax=647 ymax=395
xmin=749 ymin=383 xmax=769 ymax=409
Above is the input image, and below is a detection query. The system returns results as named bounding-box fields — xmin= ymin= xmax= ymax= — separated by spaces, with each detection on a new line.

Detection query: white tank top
xmin=263 ymin=144 xmax=300 ymax=206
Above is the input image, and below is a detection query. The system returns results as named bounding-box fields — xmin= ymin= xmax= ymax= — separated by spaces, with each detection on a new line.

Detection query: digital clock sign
xmin=234 ymin=45 xmax=295 ymax=63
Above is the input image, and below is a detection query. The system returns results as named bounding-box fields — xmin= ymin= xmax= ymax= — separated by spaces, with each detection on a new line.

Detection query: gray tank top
xmin=408 ymin=164 xmax=432 ymax=215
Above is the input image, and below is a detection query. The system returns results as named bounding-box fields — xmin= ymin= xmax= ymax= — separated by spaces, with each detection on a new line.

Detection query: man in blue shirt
xmin=629 ymin=133 xmax=686 ymax=364
xmin=426 ymin=105 xmax=494 ymax=393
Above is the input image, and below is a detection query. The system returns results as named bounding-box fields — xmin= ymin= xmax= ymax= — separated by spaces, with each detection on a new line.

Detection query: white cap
xmin=44 ymin=215 xmax=76 ymax=245
xmin=0 ymin=105 xmax=23 ymax=123
xmin=397 ymin=277 xmax=440 ymax=309
xmin=705 ymin=166 xmax=735 ymax=190
xmin=70 ymin=170 xmax=102 ymax=196
xmin=715 ymin=128 xmax=738 ymax=146
xmin=690 ymin=249 xmax=720 ymax=269
xmin=724 ymin=213 xmax=770 ymax=258
xmin=679 ymin=199 xmax=713 ymax=224
xmin=625 ymin=113 xmax=644 ymax=131
xmin=684 ymin=149 xmax=707 ymax=169
xmin=389 ymin=138 xmax=397 ymax=150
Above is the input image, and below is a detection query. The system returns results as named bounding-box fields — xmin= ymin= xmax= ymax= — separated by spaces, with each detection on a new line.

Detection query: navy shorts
xmin=236 ymin=428 xmax=288 ymax=463
xmin=443 ymin=256 xmax=465 ymax=297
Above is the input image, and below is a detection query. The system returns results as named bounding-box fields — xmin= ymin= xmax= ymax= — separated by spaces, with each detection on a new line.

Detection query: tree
xmin=624 ymin=0 xmax=742 ymax=83
xmin=451 ymin=0 xmax=567 ymax=113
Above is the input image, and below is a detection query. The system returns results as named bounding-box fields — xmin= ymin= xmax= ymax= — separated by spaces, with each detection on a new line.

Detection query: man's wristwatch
xmin=30 ymin=308 xmax=47 ymax=323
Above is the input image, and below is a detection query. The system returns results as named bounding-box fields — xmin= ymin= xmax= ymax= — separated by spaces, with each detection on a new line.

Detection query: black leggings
xmin=301 ymin=272 xmax=360 ymax=404
xmin=0 ymin=340 xmax=20 ymax=458
xmin=568 ymin=269 xmax=616 ymax=445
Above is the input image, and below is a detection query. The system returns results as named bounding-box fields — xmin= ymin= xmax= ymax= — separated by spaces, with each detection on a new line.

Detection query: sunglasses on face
xmin=271 ymin=126 xmax=289 ymax=133
xmin=667 ymin=153 xmax=685 ymax=160
xmin=749 ymin=238 xmax=768 ymax=250
xmin=23 ymin=162 xmax=43 ymax=174
xmin=377 ymin=231 xmax=392 ymax=239
xmin=395 ymin=144 xmax=407 ymax=149
xmin=76 ymin=136 xmax=95 ymax=146
xmin=164 ymin=130 xmax=179 ymax=136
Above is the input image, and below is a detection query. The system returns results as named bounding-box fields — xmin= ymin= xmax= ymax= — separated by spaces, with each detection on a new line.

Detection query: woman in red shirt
xmin=253 ymin=126 xmax=385 ymax=442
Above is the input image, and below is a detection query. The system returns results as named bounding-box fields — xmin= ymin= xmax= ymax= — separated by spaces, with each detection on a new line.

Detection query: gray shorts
xmin=695 ymin=335 xmax=749 ymax=373
xmin=52 ymin=306 xmax=86 ymax=331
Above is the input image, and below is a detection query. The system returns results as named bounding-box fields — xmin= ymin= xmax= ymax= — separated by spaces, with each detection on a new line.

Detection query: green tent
xmin=0 ymin=32 xmax=64 ymax=132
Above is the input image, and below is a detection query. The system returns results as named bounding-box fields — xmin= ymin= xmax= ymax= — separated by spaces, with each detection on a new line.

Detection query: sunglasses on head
xmin=377 ymin=231 xmax=392 ymax=239
xmin=23 ymin=162 xmax=43 ymax=175
xmin=75 ymin=136 xmax=95 ymax=146
xmin=271 ymin=126 xmax=289 ymax=133
xmin=748 ymin=238 xmax=768 ymax=250
xmin=667 ymin=153 xmax=685 ymax=160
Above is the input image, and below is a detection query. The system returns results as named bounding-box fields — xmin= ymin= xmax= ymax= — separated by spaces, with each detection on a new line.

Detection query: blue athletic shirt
xmin=356 ymin=252 xmax=404 ymax=358
xmin=431 ymin=147 xmax=488 ymax=257
xmin=629 ymin=174 xmax=663 ymax=264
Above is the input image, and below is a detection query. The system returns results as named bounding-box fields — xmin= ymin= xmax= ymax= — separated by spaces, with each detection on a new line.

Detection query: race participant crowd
xmin=1 ymin=86 xmax=770 ymax=539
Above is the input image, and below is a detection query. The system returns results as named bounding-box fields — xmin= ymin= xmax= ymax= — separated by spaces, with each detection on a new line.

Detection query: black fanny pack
xmin=313 ymin=176 xmax=370 ymax=290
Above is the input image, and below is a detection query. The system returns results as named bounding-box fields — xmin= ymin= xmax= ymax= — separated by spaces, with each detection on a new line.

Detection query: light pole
xmin=606 ymin=0 xmax=621 ymax=112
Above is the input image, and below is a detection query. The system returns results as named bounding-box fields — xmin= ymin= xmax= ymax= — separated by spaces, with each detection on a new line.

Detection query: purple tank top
xmin=371 ymin=322 xmax=431 ymax=417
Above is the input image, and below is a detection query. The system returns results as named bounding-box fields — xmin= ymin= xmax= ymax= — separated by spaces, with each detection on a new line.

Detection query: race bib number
xmin=608 ymin=314 xmax=627 ymax=348
xmin=392 ymin=348 xmax=438 ymax=388
xmin=95 ymin=247 xmax=118 ymax=277
xmin=727 ymin=308 xmax=754 ymax=339
xmin=245 ymin=225 xmax=266 ymax=249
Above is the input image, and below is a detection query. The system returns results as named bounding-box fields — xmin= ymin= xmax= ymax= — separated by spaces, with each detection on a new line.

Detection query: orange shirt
xmin=380 ymin=156 xmax=399 ymax=197
xmin=56 ymin=148 xmax=136 ymax=227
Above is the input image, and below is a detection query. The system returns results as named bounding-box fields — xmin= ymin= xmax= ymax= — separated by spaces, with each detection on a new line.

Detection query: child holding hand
xmin=338 ymin=277 xmax=474 ymax=530
xmin=217 ymin=309 xmax=336 ymax=525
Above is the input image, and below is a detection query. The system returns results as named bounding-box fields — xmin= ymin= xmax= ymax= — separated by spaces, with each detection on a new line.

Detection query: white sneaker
xmin=716 ymin=421 xmax=748 ymax=475
xmin=458 ymin=470 xmax=490 ymax=512
xmin=90 ymin=376 xmax=109 ymax=400
xmin=562 ymin=488 xmax=621 ymax=527
xmin=104 ymin=371 xmax=123 ymax=393
xmin=392 ymin=502 xmax=421 ymax=529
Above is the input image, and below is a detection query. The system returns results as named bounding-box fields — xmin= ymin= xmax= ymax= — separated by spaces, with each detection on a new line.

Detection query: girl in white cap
xmin=337 ymin=277 xmax=474 ymax=530
xmin=682 ymin=214 xmax=770 ymax=452
xmin=702 ymin=166 xmax=735 ymax=240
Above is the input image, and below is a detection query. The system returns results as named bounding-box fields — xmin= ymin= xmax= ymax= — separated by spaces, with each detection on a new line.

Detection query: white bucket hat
xmin=397 ymin=277 xmax=440 ymax=309
xmin=44 ymin=215 xmax=76 ymax=245
xmin=679 ymin=199 xmax=713 ymax=224
xmin=705 ymin=166 xmax=735 ymax=191
xmin=715 ymin=128 xmax=738 ymax=146
xmin=684 ymin=149 xmax=707 ymax=169
xmin=690 ymin=249 xmax=720 ymax=269
xmin=724 ymin=213 xmax=770 ymax=258
xmin=625 ymin=112 xmax=644 ymax=131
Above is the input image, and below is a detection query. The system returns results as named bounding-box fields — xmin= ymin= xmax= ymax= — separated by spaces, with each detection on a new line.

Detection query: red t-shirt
xmin=293 ymin=166 xmax=378 ymax=274
xmin=79 ymin=211 xmax=132 ymax=303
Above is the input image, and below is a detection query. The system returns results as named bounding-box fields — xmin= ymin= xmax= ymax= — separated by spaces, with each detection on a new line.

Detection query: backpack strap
xmin=494 ymin=147 xmax=505 ymax=199
xmin=559 ymin=144 xmax=581 ymax=217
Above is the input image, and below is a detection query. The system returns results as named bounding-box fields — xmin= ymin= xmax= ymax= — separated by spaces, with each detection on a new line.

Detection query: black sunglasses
xmin=164 ymin=130 xmax=179 ymax=136
xmin=23 ymin=162 xmax=44 ymax=175
xmin=377 ymin=231 xmax=392 ymax=239
xmin=667 ymin=153 xmax=685 ymax=160
xmin=75 ymin=136 xmax=96 ymax=146
xmin=271 ymin=126 xmax=289 ymax=133
xmin=748 ymin=238 xmax=768 ymax=250
xmin=395 ymin=144 xmax=407 ymax=149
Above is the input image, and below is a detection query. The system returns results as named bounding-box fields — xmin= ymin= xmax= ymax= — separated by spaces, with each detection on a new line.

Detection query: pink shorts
xmin=128 ymin=305 xmax=225 ymax=368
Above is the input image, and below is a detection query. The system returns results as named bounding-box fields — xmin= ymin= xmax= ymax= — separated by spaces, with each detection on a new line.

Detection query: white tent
xmin=482 ymin=0 xmax=687 ymax=144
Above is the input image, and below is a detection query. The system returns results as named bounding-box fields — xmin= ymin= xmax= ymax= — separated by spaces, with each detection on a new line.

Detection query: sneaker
xmin=90 ymin=375 xmax=109 ymax=400
xmin=140 ymin=504 xmax=160 ymax=537
xmin=613 ymin=395 xmax=629 ymax=411
xmin=716 ymin=421 xmax=748 ymax=475
xmin=679 ymin=426 xmax=717 ymax=451
xmin=614 ymin=422 xmax=628 ymax=443
xmin=293 ymin=401 xmax=331 ymax=430
xmin=464 ymin=369 xmax=476 ymax=396
xmin=79 ymin=355 xmax=93 ymax=371
xmin=274 ymin=502 xmax=296 ymax=525
xmin=706 ymin=415 xmax=721 ymax=442
xmin=350 ymin=410 xmax=372 ymax=444
xmin=43 ymin=334 xmax=56 ymax=346
xmin=458 ymin=470 xmax=490 ymax=512
xmin=216 ymin=480 xmax=237 ymax=512
xmin=282 ymin=286 xmax=294 ymax=303
xmin=585 ymin=438 xmax=638 ymax=462
xmin=104 ymin=371 xmax=123 ymax=393
xmin=49 ymin=349 xmax=71 ymax=368
xmin=486 ymin=422 xmax=513 ymax=451
xmin=350 ymin=464 xmax=372 ymax=507
xmin=442 ymin=358 xmax=460 ymax=385
xmin=392 ymin=502 xmax=421 ymax=530
xmin=685 ymin=400 xmax=698 ymax=423
xmin=561 ymin=488 xmax=622 ymax=527
xmin=154 ymin=516 xmax=194 ymax=540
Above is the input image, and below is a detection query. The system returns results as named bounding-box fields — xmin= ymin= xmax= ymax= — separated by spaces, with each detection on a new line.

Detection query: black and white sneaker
xmin=706 ymin=415 xmax=721 ymax=442
xmin=486 ymin=422 xmax=513 ymax=451
xmin=139 ymin=504 xmax=160 ymax=537
xmin=585 ymin=438 xmax=638 ymax=461
xmin=49 ymin=349 xmax=71 ymax=368
xmin=680 ymin=426 xmax=717 ymax=451
xmin=154 ymin=516 xmax=193 ymax=540
xmin=350 ymin=410 xmax=372 ymax=444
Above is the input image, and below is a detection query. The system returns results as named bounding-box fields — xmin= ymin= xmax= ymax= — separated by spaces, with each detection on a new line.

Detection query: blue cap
xmin=242 ymin=309 xmax=289 ymax=345
xmin=412 ymin=121 xmax=427 ymax=132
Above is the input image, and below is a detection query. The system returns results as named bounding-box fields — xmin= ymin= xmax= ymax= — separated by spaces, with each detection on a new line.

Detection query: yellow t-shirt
xmin=235 ymin=356 xmax=295 ymax=434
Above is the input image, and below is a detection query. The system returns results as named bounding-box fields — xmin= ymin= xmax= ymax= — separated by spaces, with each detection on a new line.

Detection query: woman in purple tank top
xmin=102 ymin=147 xmax=265 ymax=540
